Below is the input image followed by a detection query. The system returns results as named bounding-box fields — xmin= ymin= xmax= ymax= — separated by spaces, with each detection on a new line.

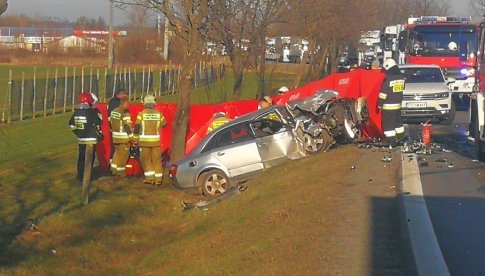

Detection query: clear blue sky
xmin=4 ymin=0 xmax=473 ymax=25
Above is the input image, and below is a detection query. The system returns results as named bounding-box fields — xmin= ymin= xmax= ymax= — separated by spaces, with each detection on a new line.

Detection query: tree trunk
xmin=257 ymin=41 xmax=266 ymax=99
xmin=230 ymin=51 xmax=244 ymax=99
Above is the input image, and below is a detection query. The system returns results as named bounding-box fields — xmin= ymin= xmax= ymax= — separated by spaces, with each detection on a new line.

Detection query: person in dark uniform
xmin=377 ymin=58 xmax=405 ymax=147
xmin=69 ymin=91 xmax=103 ymax=182
xmin=108 ymin=88 xmax=128 ymax=115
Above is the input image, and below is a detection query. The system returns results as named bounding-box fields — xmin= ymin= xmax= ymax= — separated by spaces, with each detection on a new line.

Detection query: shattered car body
xmin=170 ymin=90 xmax=369 ymax=197
xmin=170 ymin=106 xmax=306 ymax=197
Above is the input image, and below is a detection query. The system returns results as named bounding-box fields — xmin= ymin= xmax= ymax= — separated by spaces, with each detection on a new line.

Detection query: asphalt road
xmin=407 ymin=111 xmax=485 ymax=276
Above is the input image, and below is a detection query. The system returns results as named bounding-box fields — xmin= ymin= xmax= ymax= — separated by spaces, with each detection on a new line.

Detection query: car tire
xmin=199 ymin=169 xmax=231 ymax=197
xmin=474 ymin=114 xmax=485 ymax=162
xmin=441 ymin=101 xmax=456 ymax=125
xmin=303 ymin=129 xmax=334 ymax=155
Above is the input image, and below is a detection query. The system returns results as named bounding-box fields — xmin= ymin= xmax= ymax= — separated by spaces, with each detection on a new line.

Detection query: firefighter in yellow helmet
xmin=133 ymin=95 xmax=167 ymax=185
xmin=206 ymin=112 xmax=230 ymax=134
xmin=109 ymin=98 xmax=133 ymax=177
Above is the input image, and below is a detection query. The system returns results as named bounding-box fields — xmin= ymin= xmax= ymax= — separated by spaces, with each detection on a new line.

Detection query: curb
xmin=400 ymin=153 xmax=450 ymax=276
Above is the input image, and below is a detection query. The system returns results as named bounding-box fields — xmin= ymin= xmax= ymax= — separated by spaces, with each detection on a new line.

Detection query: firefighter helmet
xmin=278 ymin=86 xmax=290 ymax=94
xmin=383 ymin=58 xmax=397 ymax=71
xmin=143 ymin=94 xmax=156 ymax=104
xmin=90 ymin=92 xmax=99 ymax=104
xmin=79 ymin=91 xmax=94 ymax=104
xmin=448 ymin=41 xmax=458 ymax=51
xmin=213 ymin=112 xmax=226 ymax=119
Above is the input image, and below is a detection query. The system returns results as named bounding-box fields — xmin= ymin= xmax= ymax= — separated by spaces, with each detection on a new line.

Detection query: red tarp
xmin=96 ymin=69 xmax=386 ymax=172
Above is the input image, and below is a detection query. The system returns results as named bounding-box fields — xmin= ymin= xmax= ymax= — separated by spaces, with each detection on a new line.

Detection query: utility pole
xmin=108 ymin=0 xmax=114 ymax=69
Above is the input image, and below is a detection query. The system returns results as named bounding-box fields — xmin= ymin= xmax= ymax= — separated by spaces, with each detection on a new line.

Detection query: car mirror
xmin=446 ymin=77 xmax=456 ymax=84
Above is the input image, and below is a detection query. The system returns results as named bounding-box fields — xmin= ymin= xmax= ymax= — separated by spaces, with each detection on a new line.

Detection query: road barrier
xmin=1 ymin=62 xmax=226 ymax=123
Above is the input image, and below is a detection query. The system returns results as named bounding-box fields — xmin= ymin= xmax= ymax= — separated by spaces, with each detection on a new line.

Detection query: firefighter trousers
xmin=111 ymin=143 xmax=130 ymax=177
xmin=140 ymin=146 xmax=163 ymax=183
xmin=77 ymin=144 xmax=96 ymax=182
xmin=382 ymin=109 xmax=404 ymax=142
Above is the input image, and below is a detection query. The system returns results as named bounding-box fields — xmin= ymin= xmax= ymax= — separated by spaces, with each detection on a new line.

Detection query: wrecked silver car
xmin=170 ymin=91 xmax=368 ymax=197
xmin=170 ymin=106 xmax=306 ymax=197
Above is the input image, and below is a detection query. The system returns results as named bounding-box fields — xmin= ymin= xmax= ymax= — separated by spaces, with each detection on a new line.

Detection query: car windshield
xmin=409 ymin=26 xmax=477 ymax=60
xmin=400 ymin=67 xmax=445 ymax=83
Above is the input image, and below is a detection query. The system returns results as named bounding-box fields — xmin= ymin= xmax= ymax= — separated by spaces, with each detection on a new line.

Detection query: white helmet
xmin=90 ymin=92 xmax=99 ymax=104
xmin=278 ymin=86 xmax=290 ymax=94
xmin=383 ymin=58 xmax=397 ymax=71
xmin=448 ymin=41 xmax=458 ymax=51
xmin=143 ymin=94 xmax=156 ymax=105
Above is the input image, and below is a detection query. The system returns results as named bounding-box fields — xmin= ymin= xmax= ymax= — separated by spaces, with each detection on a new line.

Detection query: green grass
xmin=0 ymin=67 xmax=304 ymax=273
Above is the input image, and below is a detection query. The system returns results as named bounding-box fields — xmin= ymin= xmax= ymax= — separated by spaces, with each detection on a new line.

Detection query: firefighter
xmin=69 ymin=91 xmax=103 ymax=182
xmin=108 ymin=88 xmax=128 ymax=115
xmin=133 ymin=95 xmax=167 ymax=185
xmin=258 ymin=96 xmax=273 ymax=109
xmin=109 ymin=98 xmax=132 ymax=177
xmin=371 ymin=60 xmax=381 ymax=70
xmin=278 ymin=86 xmax=290 ymax=95
xmin=206 ymin=112 xmax=230 ymax=134
xmin=377 ymin=58 xmax=405 ymax=146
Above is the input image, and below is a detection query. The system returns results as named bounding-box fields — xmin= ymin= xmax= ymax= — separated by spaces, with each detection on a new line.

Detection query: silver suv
xmin=399 ymin=64 xmax=456 ymax=124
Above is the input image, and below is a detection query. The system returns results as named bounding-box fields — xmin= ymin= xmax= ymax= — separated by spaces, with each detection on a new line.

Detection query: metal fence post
xmin=32 ymin=67 xmax=36 ymax=119
xmin=89 ymin=66 xmax=93 ymax=92
xmin=20 ymin=72 xmax=25 ymax=121
xmin=53 ymin=68 xmax=58 ymax=115
xmin=133 ymin=68 xmax=137 ymax=101
xmin=63 ymin=66 xmax=68 ymax=113
xmin=146 ymin=67 xmax=151 ymax=96
xmin=72 ymin=67 xmax=76 ymax=111
xmin=142 ymin=67 xmax=146 ymax=97
xmin=81 ymin=66 xmax=85 ymax=92
xmin=44 ymin=70 xmax=49 ymax=117
xmin=6 ymin=70 xmax=12 ymax=123
xmin=96 ymin=69 xmax=100 ymax=99
xmin=128 ymin=67 xmax=132 ymax=100
xmin=104 ymin=67 xmax=108 ymax=102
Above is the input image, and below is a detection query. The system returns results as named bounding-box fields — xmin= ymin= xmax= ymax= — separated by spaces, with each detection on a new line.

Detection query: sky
xmin=3 ymin=0 xmax=473 ymax=25
xmin=6 ymin=0 xmax=128 ymax=25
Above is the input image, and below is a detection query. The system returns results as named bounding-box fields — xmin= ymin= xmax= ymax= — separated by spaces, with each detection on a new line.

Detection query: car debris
xmin=381 ymin=156 xmax=392 ymax=163
xmin=181 ymin=185 xmax=248 ymax=212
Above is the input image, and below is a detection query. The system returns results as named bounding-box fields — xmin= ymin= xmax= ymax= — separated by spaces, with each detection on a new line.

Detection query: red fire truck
xmin=398 ymin=16 xmax=478 ymax=108
xmin=470 ymin=17 xmax=485 ymax=162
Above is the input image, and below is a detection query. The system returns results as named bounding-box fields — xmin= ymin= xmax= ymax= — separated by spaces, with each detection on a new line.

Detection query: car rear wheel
xmin=441 ymin=101 xmax=456 ymax=125
xmin=199 ymin=169 xmax=231 ymax=197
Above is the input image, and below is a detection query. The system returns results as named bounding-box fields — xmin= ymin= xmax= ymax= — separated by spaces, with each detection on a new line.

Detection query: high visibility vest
xmin=134 ymin=108 xmax=167 ymax=147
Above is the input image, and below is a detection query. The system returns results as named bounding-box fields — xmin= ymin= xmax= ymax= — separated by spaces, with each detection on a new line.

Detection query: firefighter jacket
xmin=69 ymin=103 xmax=103 ymax=145
xmin=133 ymin=106 xmax=167 ymax=147
xmin=378 ymin=69 xmax=406 ymax=111
xmin=206 ymin=117 xmax=230 ymax=134
xmin=109 ymin=106 xmax=133 ymax=144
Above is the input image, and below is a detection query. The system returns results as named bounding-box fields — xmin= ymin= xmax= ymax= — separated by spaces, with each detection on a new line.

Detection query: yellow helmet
xmin=143 ymin=94 xmax=156 ymax=104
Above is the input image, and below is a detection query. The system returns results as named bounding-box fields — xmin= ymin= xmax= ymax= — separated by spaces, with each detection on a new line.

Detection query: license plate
xmin=406 ymin=102 xmax=427 ymax=108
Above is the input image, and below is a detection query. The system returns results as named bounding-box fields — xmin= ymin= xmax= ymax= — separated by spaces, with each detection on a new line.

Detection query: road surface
xmin=407 ymin=111 xmax=485 ymax=276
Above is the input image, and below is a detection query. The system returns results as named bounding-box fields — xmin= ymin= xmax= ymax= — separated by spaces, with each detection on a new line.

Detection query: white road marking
xmin=401 ymin=153 xmax=450 ymax=276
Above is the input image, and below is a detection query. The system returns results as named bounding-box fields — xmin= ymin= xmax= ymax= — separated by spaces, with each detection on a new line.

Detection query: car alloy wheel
xmin=200 ymin=169 xmax=230 ymax=197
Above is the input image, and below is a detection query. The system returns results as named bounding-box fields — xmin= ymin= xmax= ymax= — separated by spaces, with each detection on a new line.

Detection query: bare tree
xmin=114 ymin=0 xmax=208 ymax=160
xmin=470 ymin=0 xmax=485 ymax=19
xmin=208 ymin=0 xmax=287 ymax=98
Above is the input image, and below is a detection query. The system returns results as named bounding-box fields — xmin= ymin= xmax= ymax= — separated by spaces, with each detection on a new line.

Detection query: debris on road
xmin=381 ymin=156 xmax=392 ymax=163
xmin=181 ymin=185 xmax=248 ymax=212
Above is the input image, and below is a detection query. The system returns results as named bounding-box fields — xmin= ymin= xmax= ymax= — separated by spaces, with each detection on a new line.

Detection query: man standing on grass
xmin=69 ymin=91 xmax=103 ymax=183
xmin=133 ymin=95 xmax=167 ymax=186
xmin=109 ymin=98 xmax=133 ymax=177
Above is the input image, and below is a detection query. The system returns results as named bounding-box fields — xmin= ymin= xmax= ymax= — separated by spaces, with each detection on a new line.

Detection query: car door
xmin=208 ymin=123 xmax=264 ymax=179
xmin=250 ymin=111 xmax=303 ymax=167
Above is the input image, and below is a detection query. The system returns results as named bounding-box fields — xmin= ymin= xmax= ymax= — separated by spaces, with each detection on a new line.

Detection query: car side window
xmin=204 ymin=124 xmax=253 ymax=151
xmin=250 ymin=119 xmax=286 ymax=138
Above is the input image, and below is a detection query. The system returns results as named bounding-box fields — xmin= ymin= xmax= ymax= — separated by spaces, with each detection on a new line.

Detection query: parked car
xmin=170 ymin=106 xmax=306 ymax=197
xmin=170 ymin=92 xmax=368 ymax=198
xmin=399 ymin=64 xmax=456 ymax=124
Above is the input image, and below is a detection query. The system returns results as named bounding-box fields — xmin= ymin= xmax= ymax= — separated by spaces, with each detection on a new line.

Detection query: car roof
xmin=398 ymin=64 xmax=441 ymax=69
xmin=190 ymin=105 xmax=285 ymax=154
